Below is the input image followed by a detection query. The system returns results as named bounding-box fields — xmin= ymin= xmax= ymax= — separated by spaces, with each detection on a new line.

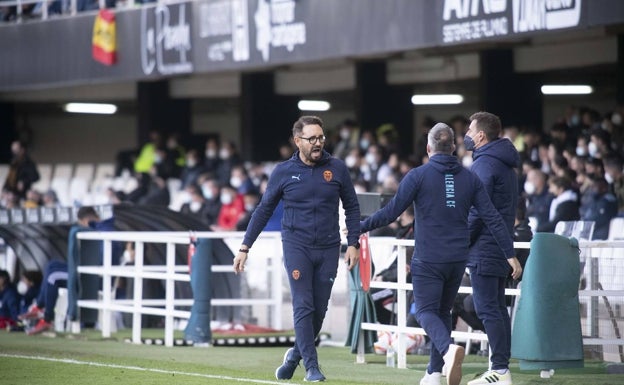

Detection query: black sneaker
xmin=275 ymin=348 xmax=299 ymax=380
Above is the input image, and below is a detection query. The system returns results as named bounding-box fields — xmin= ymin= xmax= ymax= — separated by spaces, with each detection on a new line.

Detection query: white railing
xmin=75 ymin=231 xmax=282 ymax=347
xmin=357 ymin=238 xmax=624 ymax=369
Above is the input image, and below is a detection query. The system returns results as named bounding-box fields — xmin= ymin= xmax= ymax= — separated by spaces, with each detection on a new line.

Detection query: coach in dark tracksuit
xmin=464 ymin=112 xmax=521 ymax=385
xmin=360 ymin=123 xmax=521 ymax=385
xmin=234 ymin=116 xmax=360 ymax=383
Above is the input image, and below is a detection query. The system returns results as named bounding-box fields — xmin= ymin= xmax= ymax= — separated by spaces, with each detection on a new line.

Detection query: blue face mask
xmin=464 ymin=134 xmax=476 ymax=151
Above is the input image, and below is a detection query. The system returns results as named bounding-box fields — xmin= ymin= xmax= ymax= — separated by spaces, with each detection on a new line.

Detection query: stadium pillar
xmin=355 ymin=60 xmax=414 ymax=156
xmin=0 ymin=103 xmax=16 ymax=163
xmin=479 ymin=49 xmax=542 ymax=129
xmin=240 ymin=71 xmax=299 ymax=161
xmin=617 ymin=33 xmax=624 ymax=105
xmin=136 ymin=80 xmax=191 ymax=146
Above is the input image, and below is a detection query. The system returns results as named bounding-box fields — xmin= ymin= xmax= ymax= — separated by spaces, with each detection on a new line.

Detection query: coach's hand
xmin=507 ymin=257 xmax=522 ymax=280
xmin=344 ymin=245 xmax=359 ymax=271
xmin=234 ymin=246 xmax=250 ymax=274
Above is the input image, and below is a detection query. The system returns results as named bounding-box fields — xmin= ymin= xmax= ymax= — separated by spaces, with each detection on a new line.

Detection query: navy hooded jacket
xmin=243 ymin=150 xmax=360 ymax=249
xmin=467 ymin=138 xmax=520 ymax=276
xmin=361 ymin=154 xmax=514 ymax=264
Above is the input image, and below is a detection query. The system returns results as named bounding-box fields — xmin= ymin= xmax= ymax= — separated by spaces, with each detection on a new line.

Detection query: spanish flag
xmin=92 ymin=9 xmax=117 ymax=66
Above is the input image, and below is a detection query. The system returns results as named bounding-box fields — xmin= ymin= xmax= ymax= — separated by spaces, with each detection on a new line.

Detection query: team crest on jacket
xmin=323 ymin=170 xmax=333 ymax=182
xmin=292 ymin=269 xmax=301 ymax=280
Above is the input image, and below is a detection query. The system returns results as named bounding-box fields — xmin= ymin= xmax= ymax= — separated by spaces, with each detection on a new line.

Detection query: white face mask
xmin=219 ymin=149 xmax=230 ymax=160
xmin=340 ymin=129 xmax=350 ymax=140
xmin=244 ymin=203 xmax=256 ymax=212
xmin=220 ymin=193 xmax=233 ymax=205
xmin=17 ymin=281 xmax=28 ymax=295
xmin=345 ymin=155 xmax=357 ymax=168
xmin=365 ymin=153 xmax=376 ymax=165
xmin=190 ymin=201 xmax=202 ymax=212
xmin=230 ymin=176 xmax=242 ymax=189
xmin=186 ymin=158 xmax=197 ymax=168
xmin=524 ymin=181 xmax=536 ymax=195
xmin=588 ymin=141 xmax=599 ymax=158
xmin=205 ymin=149 xmax=217 ymax=159
xmin=360 ymin=139 xmax=370 ymax=150
xmin=605 ymin=172 xmax=614 ymax=184
xmin=202 ymin=186 xmax=214 ymax=200
xmin=575 ymin=146 xmax=586 ymax=157
xmin=462 ymin=155 xmax=473 ymax=168
xmin=612 ymin=113 xmax=622 ymax=126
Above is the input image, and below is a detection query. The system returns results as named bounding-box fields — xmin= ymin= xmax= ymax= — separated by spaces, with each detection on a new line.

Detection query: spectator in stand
xmin=180 ymin=149 xmax=205 ymax=189
xmin=199 ymin=178 xmax=222 ymax=226
xmin=203 ymin=137 xmax=221 ymax=177
xmin=179 ymin=184 xmax=208 ymax=222
xmin=211 ymin=184 xmax=244 ymax=231
xmin=332 ymin=118 xmax=359 ymax=160
xmin=358 ymin=130 xmax=376 ymax=153
xmin=588 ymin=128 xmax=613 ymax=160
xmin=0 ymin=189 xmax=20 ymax=209
xmin=536 ymin=176 xmax=580 ymax=233
xmin=22 ymin=188 xmax=42 ymax=208
xmin=344 ymin=147 xmax=365 ymax=185
xmin=519 ymin=127 xmax=541 ymax=165
xmin=138 ymin=169 xmax=170 ymax=207
xmin=216 ymin=141 xmax=242 ymax=186
xmin=579 ymin=176 xmax=618 ymax=240
xmin=236 ymin=191 xmax=260 ymax=231
xmin=603 ymin=155 xmax=624 ymax=215
xmin=0 ymin=269 xmax=20 ymax=329
xmin=376 ymin=123 xmax=400 ymax=155
xmin=524 ymin=168 xmax=554 ymax=230
xmin=165 ymin=132 xmax=186 ymax=176
xmin=43 ymin=190 xmax=59 ymax=208
xmin=134 ymin=130 xmax=162 ymax=174
xmin=3 ymin=140 xmax=40 ymax=200
xmin=229 ymin=164 xmax=258 ymax=195
xmin=362 ymin=144 xmax=392 ymax=191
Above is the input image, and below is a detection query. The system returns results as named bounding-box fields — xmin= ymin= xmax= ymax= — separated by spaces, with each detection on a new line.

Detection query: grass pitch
xmin=1 ymin=329 xmax=622 ymax=385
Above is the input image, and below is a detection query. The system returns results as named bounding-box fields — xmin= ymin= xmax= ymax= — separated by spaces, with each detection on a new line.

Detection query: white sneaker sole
xmin=446 ymin=345 xmax=465 ymax=385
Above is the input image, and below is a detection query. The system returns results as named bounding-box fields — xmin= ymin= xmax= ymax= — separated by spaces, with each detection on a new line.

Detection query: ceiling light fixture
xmin=297 ymin=100 xmax=331 ymax=111
xmin=540 ymin=85 xmax=593 ymax=95
xmin=64 ymin=103 xmax=118 ymax=114
xmin=411 ymin=94 xmax=464 ymax=105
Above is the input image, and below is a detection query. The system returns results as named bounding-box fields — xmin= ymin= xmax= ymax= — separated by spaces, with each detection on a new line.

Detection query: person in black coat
xmin=536 ymin=176 xmax=580 ymax=233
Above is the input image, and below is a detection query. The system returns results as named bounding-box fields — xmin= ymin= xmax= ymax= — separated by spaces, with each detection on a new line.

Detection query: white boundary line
xmin=0 ymin=353 xmax=302 ymax=385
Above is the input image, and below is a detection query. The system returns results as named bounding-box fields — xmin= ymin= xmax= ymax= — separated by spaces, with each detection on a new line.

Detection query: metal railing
xmin=75 ymin=231 xmax=282 ymax=347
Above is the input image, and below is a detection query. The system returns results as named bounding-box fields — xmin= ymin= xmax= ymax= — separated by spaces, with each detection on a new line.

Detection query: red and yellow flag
xmin=92 ymin=9 xmax=117 ymax=66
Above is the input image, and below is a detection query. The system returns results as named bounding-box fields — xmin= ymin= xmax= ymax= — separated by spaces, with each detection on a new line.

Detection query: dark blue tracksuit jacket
xmin=467 ymin=138 xmax=520 ymax=276
xmin=243 ymin=150 xmax=360 ymax=249
xmin=360 ymin=154 xmax=515 ymax=263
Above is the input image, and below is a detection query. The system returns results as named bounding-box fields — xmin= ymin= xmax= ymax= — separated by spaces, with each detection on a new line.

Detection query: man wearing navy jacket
xmin=464 ymin=112 xmax=521 ymax=385
xmin=360 ymin=123 xmax=521 ymax=385
xmin=233 ymin=116 xmax=360 ymax=382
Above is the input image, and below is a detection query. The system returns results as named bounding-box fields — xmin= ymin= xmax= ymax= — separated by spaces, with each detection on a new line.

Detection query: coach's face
xmin=295 ymin=124 xmax=325 ymax=165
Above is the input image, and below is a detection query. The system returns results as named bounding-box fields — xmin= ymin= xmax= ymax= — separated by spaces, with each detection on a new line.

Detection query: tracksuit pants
xmin=37 ymin=260 xmax=68 ymax=322
xmin=282 ymin=242 xmax=339 ymax=370
xmin=411 ymin=259 xmax=466 ymax=374
xmin=468 ymin=269 xmax=511 ymax=370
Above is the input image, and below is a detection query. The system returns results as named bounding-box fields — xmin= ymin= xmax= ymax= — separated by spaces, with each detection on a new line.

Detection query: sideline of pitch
xmin=0 ymin=353 xmax=302 ymax=385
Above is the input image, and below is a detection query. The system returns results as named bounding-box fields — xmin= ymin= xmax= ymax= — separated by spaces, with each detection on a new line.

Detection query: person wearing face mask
xmin=216 ymin=141 xmax=242 ymax=186
xmin=588 ymin=128 xmax=613 ymax=160
xmin=0 ymin=269 xmax=20 ymax=330
xmin=18 ymin=270 xmax=42 ymax=316
xmin=180 ymin=149 xmax=206 ymax=189
xmin=603 ymin=155 xmax=624 ymax=215
xmin=236 ymin=192 xmax=261 ymax=231
xmin=203 ymin=138 xmax=221 ymax=174
xmin=524 ymin=168 xmax=554 ymax=230
xmin=579 ymin=176 xmax=618 ymax=240
xmin=211 ymin=185 xmax=245 ymax=231
xmin=180 ymin=184 xmax=210 ymax=222
xmin=536 ymin=176 xmax=580 ymax=233
xmin=234 ymin=116 xmax=361 ymax=382
xmin=199 ymin=178 xmax=222 ymax=227
xmin=332 ymin=118 xmax=359 ymax=160
xmin=229 ymin=164 xmax=258 ymax=195
xmin=463 ymin=111 xmax=522 ymax=385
